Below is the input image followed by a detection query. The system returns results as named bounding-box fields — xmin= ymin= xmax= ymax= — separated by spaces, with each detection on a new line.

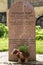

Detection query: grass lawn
xmin=0 ymin=38 xmax=8 ymax=51
xmin=36 ymin=40 xmax=43 ymax=54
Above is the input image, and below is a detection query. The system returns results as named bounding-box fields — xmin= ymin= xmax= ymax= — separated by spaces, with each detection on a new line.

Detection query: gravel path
xmin=0 ymin=52 xmax=43 ymax=65
xmin=0 ymin=52 xmax=8 ymax=62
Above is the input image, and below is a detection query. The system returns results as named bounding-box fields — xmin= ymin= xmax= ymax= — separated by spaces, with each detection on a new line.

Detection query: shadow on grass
xmin=0 ymin=49 xmax=8 ymax=52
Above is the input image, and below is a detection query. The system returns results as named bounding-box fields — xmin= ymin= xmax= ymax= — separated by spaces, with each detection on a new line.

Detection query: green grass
xmin=0 ymin=38 xmax=8 ymax=51
xmin=36 ymin=40 xmax=43 ymax=54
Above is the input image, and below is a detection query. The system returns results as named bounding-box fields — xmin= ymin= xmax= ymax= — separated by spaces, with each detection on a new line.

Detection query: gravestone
xmin=8 ymin=1 xmax=36 ymax=61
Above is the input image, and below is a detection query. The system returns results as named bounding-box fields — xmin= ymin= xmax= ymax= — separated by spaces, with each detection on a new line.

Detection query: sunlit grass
xmin=0 ymin=38 xmax=8 ymax=51
xmin=36 ymin=40 xmax=43 ymax=54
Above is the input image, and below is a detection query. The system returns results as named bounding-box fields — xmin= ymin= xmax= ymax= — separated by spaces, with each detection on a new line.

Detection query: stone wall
xmin=13 ymin=0 xmax=43 ymax=6
xmin=0 ymin=0 xmax=8 ymax=12
xmin=0 ymin=0 xmax=43 ymax=12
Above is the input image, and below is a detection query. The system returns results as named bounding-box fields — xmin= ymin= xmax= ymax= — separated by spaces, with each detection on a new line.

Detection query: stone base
xmin=2 ymin=61 xmax=43 ymax=65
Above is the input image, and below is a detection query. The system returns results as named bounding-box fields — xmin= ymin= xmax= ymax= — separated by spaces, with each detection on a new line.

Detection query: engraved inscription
xmin=9 ymin=38 xmax=35 ymax=45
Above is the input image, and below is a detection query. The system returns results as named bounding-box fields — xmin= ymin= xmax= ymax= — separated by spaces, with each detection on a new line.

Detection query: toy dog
xmin=11 ymin=49 xmax=29 ymax=63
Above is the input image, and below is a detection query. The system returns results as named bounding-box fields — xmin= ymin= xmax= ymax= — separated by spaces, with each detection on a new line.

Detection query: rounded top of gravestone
xmin=9 ymin=1 xmax=36 ymax=39
xmin=9 ymin=1 xmax=34 ymax=13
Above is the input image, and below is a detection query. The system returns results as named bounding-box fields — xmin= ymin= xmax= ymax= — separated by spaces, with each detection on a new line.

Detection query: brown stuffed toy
xmin=11 ymin=49 xmax=29 ymax=63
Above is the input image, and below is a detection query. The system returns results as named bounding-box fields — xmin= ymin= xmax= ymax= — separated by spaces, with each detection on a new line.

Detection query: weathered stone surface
xmin=8 ymin=1 xmax=36 ymax=61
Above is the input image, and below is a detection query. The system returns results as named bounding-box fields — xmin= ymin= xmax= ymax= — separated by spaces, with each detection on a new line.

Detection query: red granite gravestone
xmin=8 ymin=1 xmax=36 ymax=61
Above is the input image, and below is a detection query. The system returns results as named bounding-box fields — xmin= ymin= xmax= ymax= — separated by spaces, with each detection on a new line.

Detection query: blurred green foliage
xmin=36 ymin=26 xmax=43 ymax=40
xmin=0 ymin=23 xmax=8 ymax=38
